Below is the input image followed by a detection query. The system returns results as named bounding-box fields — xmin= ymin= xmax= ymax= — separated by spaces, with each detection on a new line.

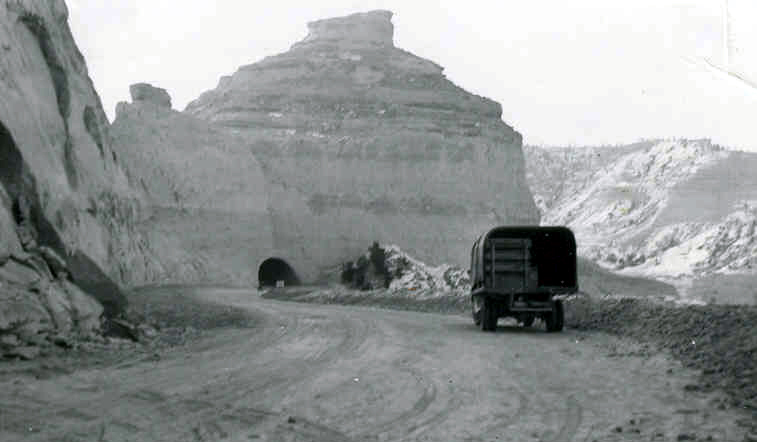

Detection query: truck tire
xmin=481 ymin=298 xmax=498 ymax=332
xmin=545 ymin=300 xmax=564 ymax=333
xmin=472 ymin=296 xmax=482 ymax=326
xmin=520 ymin=313 xmax=535 ymax=327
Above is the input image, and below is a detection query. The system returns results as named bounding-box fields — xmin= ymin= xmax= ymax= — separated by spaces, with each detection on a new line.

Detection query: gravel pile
xmin=565 ymin=296 xmax=757 ymax=418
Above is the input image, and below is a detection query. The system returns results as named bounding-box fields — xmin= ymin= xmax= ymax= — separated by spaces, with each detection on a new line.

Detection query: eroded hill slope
xmin=525 ymin=140 xmax=757 ymax=303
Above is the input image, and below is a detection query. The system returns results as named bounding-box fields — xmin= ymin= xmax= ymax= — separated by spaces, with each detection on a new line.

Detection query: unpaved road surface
xmin=1 ymin=287 xmax=750 ymax=441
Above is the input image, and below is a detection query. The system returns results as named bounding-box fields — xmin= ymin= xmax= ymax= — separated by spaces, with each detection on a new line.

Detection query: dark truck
xmin=470 ymin=226 xmax=578 ymax=332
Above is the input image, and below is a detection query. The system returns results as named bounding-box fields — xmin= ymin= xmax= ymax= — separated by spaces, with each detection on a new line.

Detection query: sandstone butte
xmin=113 ymin=10 xmax=539 ymax=285
xmin=0 ymin=1 xmax=169 ymax=339
xmin=0 ymin=3 xmax=538 ymax=343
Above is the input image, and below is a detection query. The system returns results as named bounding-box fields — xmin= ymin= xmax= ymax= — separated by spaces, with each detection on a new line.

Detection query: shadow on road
xmin=446 ymin=322 xmax=568 ymax=337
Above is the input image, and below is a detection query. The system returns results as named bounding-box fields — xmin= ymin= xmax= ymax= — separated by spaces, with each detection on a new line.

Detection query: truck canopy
xmin=470 ymin=226 xmax=577 ymax=294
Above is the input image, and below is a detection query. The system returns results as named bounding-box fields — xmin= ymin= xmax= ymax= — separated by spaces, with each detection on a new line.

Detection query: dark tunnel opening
xmin=258 ymin=258 xmax=300 ymax=288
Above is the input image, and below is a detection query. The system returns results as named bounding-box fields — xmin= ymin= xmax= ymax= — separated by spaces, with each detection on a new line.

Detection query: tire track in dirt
xmin=549 ymin=396 xmax=583 ymax=442
xmin=372 ymin=353 xmax=466 ymax=441
xmin=481 ymin=388 xmax=531 ymax=438
xmin=363 ymin=357 xmax=439 ymax=438
xmin=4 ymin=288 xmax=752 ymax=442
xmin=126 ymin=307 xmax=377 ymax=441
xmin=166 ymin=312 xmax=370 ymax=440
xmin=1 ymin=305 xmax=310 ymax=442
xmin=493 ymin=376 xmax=584 ymax=442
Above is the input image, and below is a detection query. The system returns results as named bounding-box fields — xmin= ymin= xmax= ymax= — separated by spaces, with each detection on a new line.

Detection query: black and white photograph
xmin=0 ymin=1 xmax=755 ymax=440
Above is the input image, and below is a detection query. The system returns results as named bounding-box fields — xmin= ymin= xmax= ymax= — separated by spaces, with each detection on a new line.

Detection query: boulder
xmin=0 ymin=259 xmax=40 ymax=286
xmin=61 ymin=280 xmax=103 ymax=334
xmin=36 ymin=278 xmax=74 ymax=332
xmin=0 ymin=285 xmax=52 ymax=333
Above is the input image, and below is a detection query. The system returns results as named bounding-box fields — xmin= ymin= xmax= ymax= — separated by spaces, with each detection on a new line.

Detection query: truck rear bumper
xmin=470 ymin=288 xmax=575 ymax=312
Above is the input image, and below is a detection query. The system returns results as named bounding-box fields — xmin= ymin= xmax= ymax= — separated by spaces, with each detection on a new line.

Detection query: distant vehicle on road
xmin=469 ymin=226 xmax=578 ymax=332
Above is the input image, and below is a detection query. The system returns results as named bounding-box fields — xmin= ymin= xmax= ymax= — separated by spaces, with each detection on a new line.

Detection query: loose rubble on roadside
xmin=565 ymin=297 xmax=757 ymax=418
xmin=0 ymin=285 xmax=257 ymax=381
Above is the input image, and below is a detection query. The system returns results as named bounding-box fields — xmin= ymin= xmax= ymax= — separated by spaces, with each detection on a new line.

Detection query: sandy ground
xmin=0 ymin=287 xmax=752 ymax=442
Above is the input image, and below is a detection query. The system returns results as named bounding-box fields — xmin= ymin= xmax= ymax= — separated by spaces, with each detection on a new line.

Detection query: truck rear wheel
xmin=545 ymin=300 xmax=564 ymax=332
xmin=480 ymin=298 xmax=498 ymax=332
xmin=472 ymin=296 xmax=482 ymax=326
xmin=520 ymin=313 xmax=535 ymax=327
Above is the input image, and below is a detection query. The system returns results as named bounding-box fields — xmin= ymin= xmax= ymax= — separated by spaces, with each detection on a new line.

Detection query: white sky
xmin=67 ymin=0 xmax=757 ymax=150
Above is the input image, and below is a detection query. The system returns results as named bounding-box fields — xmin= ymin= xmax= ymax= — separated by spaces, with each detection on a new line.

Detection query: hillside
xmin=114 ymin=10 xmax=539 ymax=284
xmin=524 ymin=140 xmax=757 ymax=304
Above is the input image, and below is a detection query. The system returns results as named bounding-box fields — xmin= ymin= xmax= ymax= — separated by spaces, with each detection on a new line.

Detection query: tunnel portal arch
xmin=258 ymin=257 xmax=300 ymax=287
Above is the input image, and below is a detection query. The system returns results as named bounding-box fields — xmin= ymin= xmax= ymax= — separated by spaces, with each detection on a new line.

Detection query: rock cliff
xmin=0 ymin=0 xmax=163 ymax=351
xmin=180 ymin=10 xmax=538 ymax=279
xmin=111 ymin=85 xmax=273 ymax=285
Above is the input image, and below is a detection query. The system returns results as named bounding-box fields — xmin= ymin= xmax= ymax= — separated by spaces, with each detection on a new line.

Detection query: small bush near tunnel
xmin=341 ymin=242 xmax=391 ymax=290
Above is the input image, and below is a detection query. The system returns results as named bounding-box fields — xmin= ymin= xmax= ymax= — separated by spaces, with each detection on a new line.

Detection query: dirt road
xmin=0 ymin=287 xmax=749 ymax=441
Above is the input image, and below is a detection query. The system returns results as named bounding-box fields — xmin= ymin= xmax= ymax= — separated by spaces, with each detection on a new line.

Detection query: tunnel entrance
xmin=258 ymin=258 xmax=300 ymax=288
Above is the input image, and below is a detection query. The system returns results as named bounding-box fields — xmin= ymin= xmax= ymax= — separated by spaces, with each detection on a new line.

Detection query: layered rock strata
xmin=111 ymin=84 xmax=272 ymax=285
xmin=181 ymin=10 xmax=538 ymax=279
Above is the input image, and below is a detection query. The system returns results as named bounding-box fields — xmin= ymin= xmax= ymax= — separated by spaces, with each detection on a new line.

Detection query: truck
xmin=469 ymin=225 xmax=578 ymax=332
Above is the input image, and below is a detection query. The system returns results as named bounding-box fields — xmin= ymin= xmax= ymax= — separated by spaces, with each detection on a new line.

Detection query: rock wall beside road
xmin=111 ymin=89 xmax=274 ymax=286
xmin=0 ymin=0 xmax=164 ymax=342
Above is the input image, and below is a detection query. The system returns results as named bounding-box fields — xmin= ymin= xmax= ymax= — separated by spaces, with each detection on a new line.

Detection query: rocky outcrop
xmin=130 ymin=83 xmax=171 ymax=109
xmin=111 ymin=91 xmax=272 ymax=285
xmin=0 ymin=0 xmax=165 ymax=350
xmin=295 ymin=10 xmax=394 ymax=48
xmin=180 ymin=10 xmax=538 ymax=279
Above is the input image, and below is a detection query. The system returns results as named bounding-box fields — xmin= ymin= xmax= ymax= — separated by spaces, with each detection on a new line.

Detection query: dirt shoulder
xmin=0 ymin=285 xmax=259 ymax=383
xmin=565 ymin=297 xmax=757 ymax=419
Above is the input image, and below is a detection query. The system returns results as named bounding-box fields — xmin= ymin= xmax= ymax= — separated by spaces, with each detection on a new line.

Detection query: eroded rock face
xmin=183 ymin=10 xmax=539 ymax=278
xmin=130 ymin=83 xmax=172 ymax=109
xmin=295 ymin=10 xmax=395 ymax=49
xmin=111 ymin=91 xmax=273 ymax=285
xmin=525 ymin=140 xmax=757 ymax=304
xmin=0 ymin=0 xmax=164 ymax=336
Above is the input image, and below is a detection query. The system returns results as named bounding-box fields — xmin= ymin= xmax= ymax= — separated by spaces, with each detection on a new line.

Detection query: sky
xmin=66 ymin=0 xmax=757 ymax=151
